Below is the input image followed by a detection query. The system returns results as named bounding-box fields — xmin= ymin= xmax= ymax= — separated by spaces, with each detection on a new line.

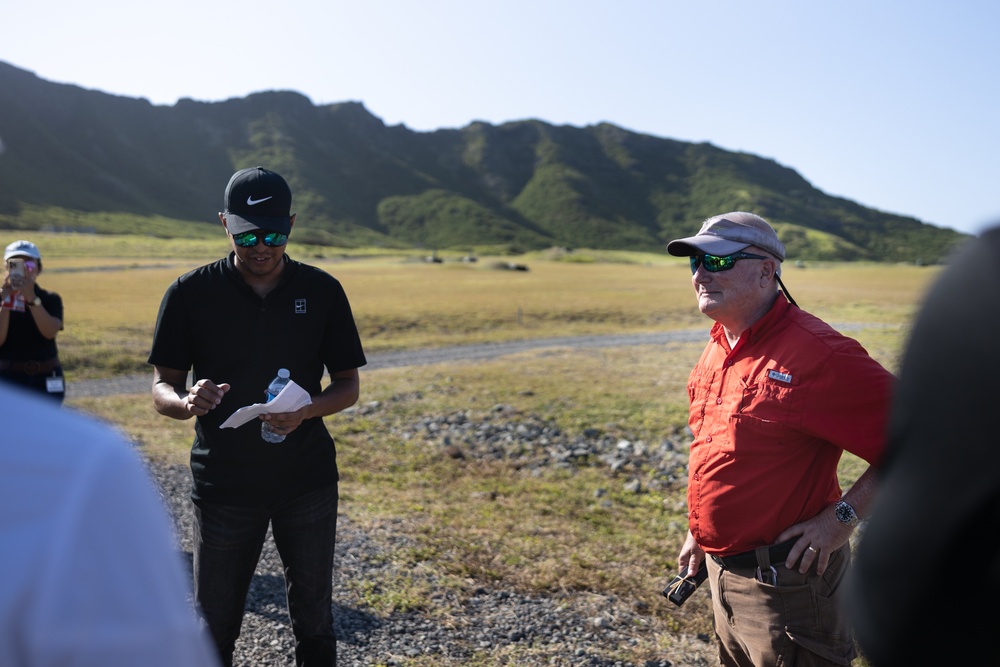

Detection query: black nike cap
xmin=222 ymin=166 xmax=292 ymax=234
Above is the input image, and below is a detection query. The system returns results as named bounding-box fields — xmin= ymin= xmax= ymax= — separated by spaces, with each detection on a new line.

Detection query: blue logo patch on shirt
xmin=295 ymin=299 xmax=307 ymax=314
xmin=767 ymin=369 xmax=792 ymax=384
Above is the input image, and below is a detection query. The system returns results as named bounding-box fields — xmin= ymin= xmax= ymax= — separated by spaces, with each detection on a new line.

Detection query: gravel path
xmin=67 ymin=330 xmax=709 ymax=398
xmin=146 ymin=428 xmax=716 ymax=667
xmin=68 ymin=323 xmax=889 ymax=399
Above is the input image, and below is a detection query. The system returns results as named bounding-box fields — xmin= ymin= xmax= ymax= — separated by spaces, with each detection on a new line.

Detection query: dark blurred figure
xmin=850 ymin=226 xmax=1000 ymax=666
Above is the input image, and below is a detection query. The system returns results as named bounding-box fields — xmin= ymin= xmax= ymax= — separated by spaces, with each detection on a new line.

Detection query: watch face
xmin=836 ymin=501 xmax=859 ymax=525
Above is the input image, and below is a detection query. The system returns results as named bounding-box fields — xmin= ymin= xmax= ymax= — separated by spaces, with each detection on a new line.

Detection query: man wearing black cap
xmin=148 ymin=166 xmax=367 ymax=666
xmin=664 ymin=212 xmax=895 ymax=666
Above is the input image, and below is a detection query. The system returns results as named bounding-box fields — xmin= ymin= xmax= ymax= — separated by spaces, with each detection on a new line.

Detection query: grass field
xmin=15 ymin=230 xmax=943 ymax=665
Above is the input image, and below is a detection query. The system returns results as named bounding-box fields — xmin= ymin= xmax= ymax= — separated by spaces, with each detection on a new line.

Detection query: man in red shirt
xmin=666 ymin=212 xmax=895 ymax=667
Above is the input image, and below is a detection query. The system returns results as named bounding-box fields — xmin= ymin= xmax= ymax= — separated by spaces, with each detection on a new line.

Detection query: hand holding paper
xmin=219 ymin=380 xmax=313 ymax=429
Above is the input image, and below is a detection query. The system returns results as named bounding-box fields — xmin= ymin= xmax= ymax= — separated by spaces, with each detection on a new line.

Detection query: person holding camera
xmin=0 ymin=239 xmax=65 ymax=403
xmin=665 ymin=212 xmax=896 ymax=666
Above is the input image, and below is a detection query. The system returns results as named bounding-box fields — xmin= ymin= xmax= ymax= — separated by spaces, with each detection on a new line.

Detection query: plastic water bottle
xmin=261 ymin=368 xmax=291 ymax=443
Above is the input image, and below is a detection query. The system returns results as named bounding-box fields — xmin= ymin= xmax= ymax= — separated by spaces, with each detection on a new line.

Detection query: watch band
xmin=29 ymin=296 xmax=42 ymax=307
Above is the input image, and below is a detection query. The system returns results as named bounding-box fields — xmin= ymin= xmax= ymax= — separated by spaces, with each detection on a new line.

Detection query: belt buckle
xmin=24 ymin=360 xmax=41 ymax=375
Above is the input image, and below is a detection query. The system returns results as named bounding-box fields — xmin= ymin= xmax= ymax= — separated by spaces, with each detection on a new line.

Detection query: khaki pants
xmin=706 ymin=542 xmax=856 ymax=667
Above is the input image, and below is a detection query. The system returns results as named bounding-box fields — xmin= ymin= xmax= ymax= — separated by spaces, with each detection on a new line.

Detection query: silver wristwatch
xmin=834 ymin=499 xmax=860 ymax=527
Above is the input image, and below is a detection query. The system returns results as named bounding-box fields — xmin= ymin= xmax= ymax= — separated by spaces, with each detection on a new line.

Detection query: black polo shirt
xmin=148 ymin=254 xmax=366 ymax=507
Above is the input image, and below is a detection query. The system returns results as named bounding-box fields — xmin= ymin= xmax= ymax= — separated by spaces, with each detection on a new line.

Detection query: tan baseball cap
xmin=667 ymin=212 xmax=785 ymax=261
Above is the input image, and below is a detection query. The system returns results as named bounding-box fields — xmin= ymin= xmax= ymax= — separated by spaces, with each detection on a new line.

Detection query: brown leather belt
xmin=0 ymin=357 xmax=61 ymax=375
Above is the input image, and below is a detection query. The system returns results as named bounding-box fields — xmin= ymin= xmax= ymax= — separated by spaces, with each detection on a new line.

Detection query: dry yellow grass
xmin=22 ymin=231 xmax=937 ymax=667
xmin=38 ymin=244 xmax=938 ymax=381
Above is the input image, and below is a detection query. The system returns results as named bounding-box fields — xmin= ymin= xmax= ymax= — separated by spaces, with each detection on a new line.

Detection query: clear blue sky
xmin=5 ymin=1 xmax=998 ymax=235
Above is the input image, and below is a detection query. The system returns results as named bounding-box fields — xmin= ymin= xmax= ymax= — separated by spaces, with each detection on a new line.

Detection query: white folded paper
xmin=219 ymin=380 xmax=313 ymax=429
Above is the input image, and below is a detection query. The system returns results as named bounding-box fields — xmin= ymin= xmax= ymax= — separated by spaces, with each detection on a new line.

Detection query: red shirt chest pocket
xmin=739 ymin=371 xmax=804 ymax=426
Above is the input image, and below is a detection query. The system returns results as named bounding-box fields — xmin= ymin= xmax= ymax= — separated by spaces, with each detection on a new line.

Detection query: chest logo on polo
xmin=295 ymin=299 xmax=307 ymax=314
xmin=767 ymin=369 xmax=792 ymax=384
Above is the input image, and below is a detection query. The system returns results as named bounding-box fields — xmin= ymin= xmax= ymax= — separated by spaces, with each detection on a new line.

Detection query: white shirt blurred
xmin=0 ymin=383 xmax=219 ymax=667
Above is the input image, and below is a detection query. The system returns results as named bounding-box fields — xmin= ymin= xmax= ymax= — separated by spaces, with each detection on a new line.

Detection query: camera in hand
xmin=3 ymin=258 xmax=27 ymax=311
xmin=8 ymin=258 xmax=25 ymax=288
xmin=662 ymin=565 xmax=708 ymax=606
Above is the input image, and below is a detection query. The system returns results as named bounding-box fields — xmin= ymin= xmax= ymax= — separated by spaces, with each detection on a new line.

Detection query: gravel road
xmin=68 ymin=329 xmax=710 ymax=398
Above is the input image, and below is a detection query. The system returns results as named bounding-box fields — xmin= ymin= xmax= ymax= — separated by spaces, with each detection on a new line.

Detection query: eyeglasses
xmin=689 ymin=251 xmax=767 ymax=274
xmin=232 ymin=231 xmax=288 ymax=248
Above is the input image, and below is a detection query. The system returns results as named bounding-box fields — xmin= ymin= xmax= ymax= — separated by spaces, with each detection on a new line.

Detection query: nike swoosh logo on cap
xmin=247 ymin=195 xmax=273 ymax=206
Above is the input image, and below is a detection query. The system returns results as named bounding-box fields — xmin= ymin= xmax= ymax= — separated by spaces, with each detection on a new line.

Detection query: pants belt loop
xmin=754 ymin=545 xmax=777 ymax=584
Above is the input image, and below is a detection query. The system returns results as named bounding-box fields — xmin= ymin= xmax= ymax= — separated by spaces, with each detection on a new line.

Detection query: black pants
xmin=0 ymin=370 xmax=65 ymax=404
xmin=194 ymin=484 xmax=339 ymax=667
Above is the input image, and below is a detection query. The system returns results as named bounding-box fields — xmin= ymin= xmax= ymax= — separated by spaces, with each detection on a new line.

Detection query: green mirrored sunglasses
xmin=232 ymin=231 xmax=288 ymax=248
xmin=689 ymin=251 xmax=767 ymax=274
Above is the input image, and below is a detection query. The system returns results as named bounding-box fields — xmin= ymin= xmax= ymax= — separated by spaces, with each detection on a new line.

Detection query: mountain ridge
xmin=0 ymin=60 xmax=966 ymax=262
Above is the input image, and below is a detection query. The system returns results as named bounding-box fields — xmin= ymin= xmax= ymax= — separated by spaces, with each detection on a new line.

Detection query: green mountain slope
xmin=0 ymin=61 xmax=967 ymax=262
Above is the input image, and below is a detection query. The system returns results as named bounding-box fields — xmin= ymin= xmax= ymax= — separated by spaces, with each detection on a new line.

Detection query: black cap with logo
xmin=223 ymin=166 xmax=292 ymax=234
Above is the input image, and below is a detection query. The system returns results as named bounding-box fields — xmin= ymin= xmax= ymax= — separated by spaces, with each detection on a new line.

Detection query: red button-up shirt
xmin=686 ymin=297 xmax=894 ymax=556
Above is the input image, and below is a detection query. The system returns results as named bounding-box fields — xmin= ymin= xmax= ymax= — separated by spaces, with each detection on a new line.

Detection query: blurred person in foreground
xmin=0 ymin=240 xmax=65 ymax=403
xmin=666 ymin=212 xmax=896 ymax=666
xmin=148 ymin=166 xmax=366 ymax=667
xmin=0 ymin=382 xmax=219 ymax=666
xmin=848 ymin=226 xmax=999 ymax=666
